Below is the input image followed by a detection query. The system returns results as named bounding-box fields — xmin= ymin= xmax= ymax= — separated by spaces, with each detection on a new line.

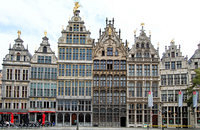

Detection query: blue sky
xmin=0 ymin=0 xmax=200 ymax=69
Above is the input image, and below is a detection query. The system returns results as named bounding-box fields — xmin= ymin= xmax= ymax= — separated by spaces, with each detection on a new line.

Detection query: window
xmin=136 ymin=104 xmax=142 ymax=123
xmin=107 ymin=60 xmax=113 ymax=70
xmin=22 ymin=86 xmax=27 ymax=98
xmin=114 ymin=75 xmax=119 ymax=87
xmin=17 ymin=53 xmax=20 ymax=61
xmin=136 ymin=52 xmax=142 ymax=58
xmin=86 ymin=81 xmax=91 ymax=96
xmin=66 ymin=65 xmax=71 ymax=76
xmin=171 ymin=61 xmax=175 ymax=69
xmin=43 ymin=46 xmax=47 ymax=53
xmin=120 ymin=60 xmax=126 ymax=70
xmin=137 ymin=65 xmax=142 ymax=76
xmin=107 ymin=75 xmax=112 ymax=87
xmin=73 ymin=24 xmax=79 ymax=31
xmin=161 ymin=75 xmax=166 ymax=86
xmin=144 ymin=65 xmax=150 ymax=76
xmin=171 ymin=52 xmax=175 ymax=57
xmin=168 ymin=74 xmax=173 ymax=86
xmin=177 ymin=61 xmax=182 ymax=69
xmin=115 ymin=50 xmax=118 ymax=56
xmin=128 ymin=82 xmax=135 ymax=97
xmin=181 ymin=74 xmax=187 ymax=85
xmin=66 ymin=48 xmax=72 ymax=60
xmin=73 ymin=48 xmax=78 ymax=60
xmin=114 ymin=60 xmax=119 ymax=70
xmin=195 ymin=62 xmax=198 ymax=69
xmin=58 ymin=81 xmax=64 ymax=96
xmin=144 ymin=82 xmax=150 ymax=97
xmin=73 ymin=35 xmax=79 ymax=44
xmin=136 ymin=43 xmax=139 ymax=48
xmin=141 ymin=43 xmax=144 ymax=48
xmin=79 ymin=49 xmax=85 ymax=60
xmin=72 ymin=65 xmax=78 ymax=76
xmin=7 ymin=69 xmax=12 ymax=80
xmin=100 ymin=75 xmax=106 ymax=87
xmin=94 ymin=91 xmax=99 ymax=104
xmin=86 ymin=49 xmax=92 ymax=60
xmin=15 ymin=69 xmax=20 ymax=80
xmin=165 ymin=62 xmax=170 ymax=69
xmin=129 ymin=64 xmax=135 ymax=76
xmin=86 ymin=65 xmax=92 ymax=76
xmin=120 ymin=76 xmax=126 ymax=87
xmin=152 ymin=65 xmax=158 ymax=76
xmin=136 ymin=82 xmax=142 ymax=97
xmin=6 ymin=86 xmax=11 ymax=97
xmin=152 ymin=82 xmax=158 ymax=97
xmin=79 ymin=81 xmax=85 ymax=96
xmin=114 ymin=91 xmax=119 ymax=104
xmin=66 ymin=34 xmax=72 ymax=43
xmin=161 ymin=91 xmax=167 ymax=101
xmin=107 ymin=47 xmax=113 ymax=56
xmin=102 ymin=50 xmax=105 ymax=56
xmin=100 ymin=60 xmax=106 ymax=70
xmin=59 ymin=64 xmax=65 ymax=76
xmin=174 ymin=74 xmax=180 ymax=85
xmin=80 ymin=35 xmax=86 ymax=44
xmin=168 ymin=90 xmax=174 ymax=102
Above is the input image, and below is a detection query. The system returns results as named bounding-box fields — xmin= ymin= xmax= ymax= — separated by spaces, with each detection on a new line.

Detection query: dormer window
xmin=115 ymin=50 xmax=118 ymax=56
xmin=80 ymin=27 xmax=83 ymax=31
xmin=171 ymin=52 xmax=175 ymax=58
xmin=11 ymin=55 xmax=13 ymax=61
xmin=73 ymin=24 xmax=79 ymax=31
xmin=17 ymin=53 xmax=20 ymax=61
xmin=107 ymin=47 xmax=113 ymax=56
xmin=136 ymin=43 xmax=139 ymax=48
xmin=102 ymin=50 xmax=105 ymax=56
xmin=146 ymin=43 xmax=150 ymax=48
xmin=70 ymin=27 xmax=72 ymax=31
xmin=141 ymin=43 xmax=144 ymax=48
xmin=43 ymin=46 xmax=47 ymax=53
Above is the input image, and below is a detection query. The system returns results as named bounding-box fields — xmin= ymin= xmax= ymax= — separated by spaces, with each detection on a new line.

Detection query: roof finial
xmin=171 ymin=38 xmax=175 ymax=43
xmin=44 ymin=30 xmax=47 ymax=37
xmin=17 ymin=30 xmax=21 ymax=38
xmin=141 ymin=23 xmax=144 ymax=30
xmin=73 ymin=2 xmax=80 ymax=13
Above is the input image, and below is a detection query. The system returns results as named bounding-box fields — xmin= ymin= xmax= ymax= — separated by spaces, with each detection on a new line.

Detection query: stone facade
xmin=188 ymin=44 xmax=200 ymax=128
xmin=1 ymin=33 xmax=32 ymax=124
xmin=127 ymin=25 xmax=160 ymax=127
xmin=160 ymin=40 xmax=189 ymax=128
xmin=29 ymin=34 xmax=57 ymax=123
xmin=56 ymin=9 xmax=93 ymax=126
xmin=93 ymin=19 xmax=128 ymax=127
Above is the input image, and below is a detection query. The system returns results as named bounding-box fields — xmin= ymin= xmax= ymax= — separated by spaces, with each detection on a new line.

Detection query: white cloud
xmin=0 ymin=0 xmax=200 ymax=69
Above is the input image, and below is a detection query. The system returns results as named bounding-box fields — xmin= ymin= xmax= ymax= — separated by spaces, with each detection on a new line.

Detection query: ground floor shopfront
xmin=56 ymin=112 xmax=92 ymax=126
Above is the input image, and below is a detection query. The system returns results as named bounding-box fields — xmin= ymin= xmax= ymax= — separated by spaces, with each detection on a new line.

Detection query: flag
xmin=178 ymin=91 xmax=183 ymax=107
xmin=193 ymin=91 xmax=198 ymax=108
xmin=148 ymin=91 xmax=153 ymax=107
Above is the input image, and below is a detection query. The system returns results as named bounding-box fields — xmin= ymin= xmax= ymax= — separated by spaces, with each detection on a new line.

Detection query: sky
xmin=0 ymin=0 xmax=200 ymax=69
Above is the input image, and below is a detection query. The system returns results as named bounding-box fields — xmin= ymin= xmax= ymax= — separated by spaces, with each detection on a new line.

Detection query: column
xmin=55 ymin=113 xmax=57 ymax=126
xmin=180 ymin=107 xmax=182 ymax=128
xmin=167 ymin=106 xmax=169 ymax=127
xmin=150 ymin=107 xmax=152 ymax=128
xmin=70 ymin=113 xmax=72 ymax=126
xmin=62 ymin=113 xmax=64 ymax=126
xmin=91 ymin=113 xmax=93 ymax=127
xmin=34 ymin=113 xmax=37 ymax=122
xmin=48 ymin=113 xmax=50 ymax=122
xmin=134 ymin=103 xmax=137 ymax=127
xmin=84 ymin=113 xmax=85 ymax=126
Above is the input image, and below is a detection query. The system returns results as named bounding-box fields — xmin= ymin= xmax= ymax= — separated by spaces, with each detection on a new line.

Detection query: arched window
xmin=107 ymin=75 xmax=112 ymax=87
xmin=120 ymin=75 xmax=126 ymax=87
xmin=141 ymin=43 xmax=145 ymax=48
xmin=94 ymin=91 xmax=99 ymax=104
xmin=114 ymin=75 xmax=119 ymax=87
xmin=17 ymin=53 xmax=20 ymax=61
xmin=43 ymin=46 xmax=47 ymax=53
xmin=107 ymin=108 xmax=112 ymax=122
xmin=93 ymin=75 xmax=99 ymax=87
xmin=100 ymin=75 xmax=106 ymax=87
xmin=136 ymin=43 xmax=139 ymax=48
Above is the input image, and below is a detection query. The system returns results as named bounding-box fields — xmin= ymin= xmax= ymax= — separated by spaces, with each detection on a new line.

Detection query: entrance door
xmin=182 ymin=118 xmax=188 ymax=128
xmin=120 ymin=117 xmax=126 ymax=127
xmin=152 ymin=115 xmax=158 ymax=128
xmin=72 ymin=114 xmax=77 ymax=125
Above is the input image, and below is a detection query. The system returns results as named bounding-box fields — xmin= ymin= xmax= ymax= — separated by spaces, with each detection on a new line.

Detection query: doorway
xmin=72 ymin=113 xmax=77 ymax=125
xmin=120 ymin=117 xmax=126 ymax=127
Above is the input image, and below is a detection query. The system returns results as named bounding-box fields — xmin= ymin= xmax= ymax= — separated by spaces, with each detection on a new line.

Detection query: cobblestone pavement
xmin=0 ymin=127 xmax=199 ymax=130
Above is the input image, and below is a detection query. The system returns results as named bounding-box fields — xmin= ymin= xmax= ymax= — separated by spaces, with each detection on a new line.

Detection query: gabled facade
xmin=127 ymin=25 xmax=161 ymax=127
xmin=93 ymin=19 xmax=128 ymax=127
xmin=29 ymin=33 xmax=57 ymax=123
xmin=188 ymin=44 xmax=200 ymax=127
xmin=56 ymin=7 xmax=93 ymax=126
xmin=160 ymin=40 xmax=189 ymax=128
xmin=1 ymin=32 xmax=32 ymax=124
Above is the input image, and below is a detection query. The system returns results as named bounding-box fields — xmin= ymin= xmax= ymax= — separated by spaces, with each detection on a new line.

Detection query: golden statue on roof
xmin=141 ymin=23 xmax=145 ymax=26
xmin=17 ymin=30 xmax=21 ymax=37
xmin=108 ymin=27 xmax=112 ymax=36
xmin=44 ymin=30 xmax=47 ymax=36
xmin=73 ymin=2 xmax=80 ymax=13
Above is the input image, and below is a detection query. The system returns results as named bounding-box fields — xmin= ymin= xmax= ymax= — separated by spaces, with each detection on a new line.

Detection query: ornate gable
xmin=94 ymin=18 xmax=128 ymax=60
xmin=129 ymin=24 xmax=159 ymax=60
